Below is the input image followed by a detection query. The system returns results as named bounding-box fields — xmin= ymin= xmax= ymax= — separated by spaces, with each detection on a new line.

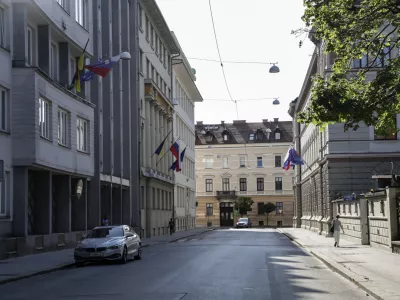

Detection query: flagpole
xmin=151 ymin=129 xmax=173 ymax=158
xmin=68 ymin=38 xmax=90 ymax=90
xmin=156 ymin=137 xmax=180 ymax=166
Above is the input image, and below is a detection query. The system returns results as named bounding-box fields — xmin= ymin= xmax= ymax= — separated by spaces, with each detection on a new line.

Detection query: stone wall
xmin=366 ymin=192 xmax=391 ymax=251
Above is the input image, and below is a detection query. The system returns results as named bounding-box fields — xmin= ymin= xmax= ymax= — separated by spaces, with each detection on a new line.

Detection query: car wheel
xmin=120 ymin=246 xmax=128 ymax=264
xmin=134 ymin=247 xmax=142 ymax=260
xmin=75 ymin=261 xmax=85 ymax=268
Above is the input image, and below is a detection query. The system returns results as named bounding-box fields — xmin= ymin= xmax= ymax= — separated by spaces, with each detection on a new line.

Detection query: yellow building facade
xmin=195 ymin=119 xmax=295 ymax=227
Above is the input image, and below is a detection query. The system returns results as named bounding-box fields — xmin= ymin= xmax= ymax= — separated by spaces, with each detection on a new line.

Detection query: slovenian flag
xmin=84 ymin=55 xmax=120 ymax=77
xmin=283 ymin=147 xmax=304 ymax=170
xmin=169 ymin=141 xmax=180 ymax=171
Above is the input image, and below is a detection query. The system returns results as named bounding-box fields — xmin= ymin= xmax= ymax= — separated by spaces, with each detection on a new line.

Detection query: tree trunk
xmin=266 ymin=214 xmax=269 ymax=227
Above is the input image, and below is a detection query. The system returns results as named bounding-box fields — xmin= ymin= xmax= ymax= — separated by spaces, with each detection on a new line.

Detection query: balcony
xmin=216 ymin=191 xmax=237 ymax=200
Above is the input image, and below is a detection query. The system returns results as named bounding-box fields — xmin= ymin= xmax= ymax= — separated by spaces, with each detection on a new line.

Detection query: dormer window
xmin=222 ymin=130 xmax=229 ymax=141
xmin=205 ymin=131 xmax=213 ymax=143
xmin=274 ymin=128 xmax=281 ymax=140
xmin=265 ymin=128 xmax=272 ymax=140
xmin=249 ymin=133 xmax=254 ymax=141
xmin=255 ymin=129 xmax=264 ymax=141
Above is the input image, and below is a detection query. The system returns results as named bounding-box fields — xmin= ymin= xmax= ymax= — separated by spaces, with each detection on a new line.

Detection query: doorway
xmin=220 ymin=202 xmax=234 ymax=227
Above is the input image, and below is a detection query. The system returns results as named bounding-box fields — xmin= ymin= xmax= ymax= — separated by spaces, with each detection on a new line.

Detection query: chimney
xmin=274 ymin=118 xmax=279 ymax=123
xmin=262 ymin=119 xmax=268 ymax=123
xmin=233 ymin=120 xmax=246 ymax=124
xmin=196 ymin=121 xmax=203 ymax=126
xmin=221 ymin=121 xmax=225 ymax=125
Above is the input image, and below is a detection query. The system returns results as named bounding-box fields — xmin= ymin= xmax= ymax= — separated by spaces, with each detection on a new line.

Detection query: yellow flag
xmin=78 ymin=54 xmax=84 ymax=70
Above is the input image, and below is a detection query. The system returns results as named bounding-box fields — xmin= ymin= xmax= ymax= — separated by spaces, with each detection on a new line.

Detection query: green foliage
xmin=264 ymin=202 xmax=276 ymax=215
xmin=234 ymin=197 xmax=254 ymax=217
xmin=297 ymin=0 xmax=400 ymax=134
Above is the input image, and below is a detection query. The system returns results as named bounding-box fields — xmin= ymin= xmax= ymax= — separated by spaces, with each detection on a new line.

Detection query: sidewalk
xmin=0 ymin=227 xmax=214 ymax=285
xmin=278 ymin=228 xmax=400 ymax=300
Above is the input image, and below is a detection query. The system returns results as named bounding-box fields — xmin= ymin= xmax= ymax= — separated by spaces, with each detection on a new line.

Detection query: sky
xmin=156 ymin=0 xmax=315 ymax=123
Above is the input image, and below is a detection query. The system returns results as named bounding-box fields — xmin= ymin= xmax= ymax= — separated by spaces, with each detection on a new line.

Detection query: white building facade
xmin=171 ymin=33 xmax=202 ymax=231
xmin=138 ymin=0 xmax=180 ymax=238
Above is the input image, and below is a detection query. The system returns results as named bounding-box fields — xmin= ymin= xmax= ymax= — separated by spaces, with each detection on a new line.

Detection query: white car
xmin=74 ymin=225 xmax=142 ymax=266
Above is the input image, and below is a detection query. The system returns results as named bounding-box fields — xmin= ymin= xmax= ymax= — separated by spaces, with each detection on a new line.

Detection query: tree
xmin=234 ymin=197 xmax=254 ymax=217
xmin=264 ymin=202 xmax=276 ymax=227
xmin=296 ymin=0 xmax=400 ymax=135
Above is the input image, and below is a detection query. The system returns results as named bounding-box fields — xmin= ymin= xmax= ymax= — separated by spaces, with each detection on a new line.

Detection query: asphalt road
xmin=0 ymin=229 xmax=370 ymax=300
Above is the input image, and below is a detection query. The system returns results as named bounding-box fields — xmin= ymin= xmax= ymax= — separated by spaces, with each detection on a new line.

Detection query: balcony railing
xmin=216 ymin=190 xmax=237 ymax=200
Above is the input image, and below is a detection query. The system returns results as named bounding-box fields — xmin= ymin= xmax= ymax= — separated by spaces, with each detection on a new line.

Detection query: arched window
xmin=255 ymin=129 xmax=264 ymax=141
xmin=274 ymin=128 xmax=281 ymax=140
xmin=222 ymin=130 xmax=229 ymax=141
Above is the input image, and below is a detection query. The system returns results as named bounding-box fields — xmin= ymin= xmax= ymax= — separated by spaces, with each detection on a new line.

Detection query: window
xmin=145 ymin=15 xmax=149 ymax=39
xmin=205 ymin=179 xmax=213 ymax=192
xmin=70 ymin=57 xmax=76 ymax=83
xmin=164 ymin=48 xmax=167 ymax=67
xmin=257 ymin=202 xmax=265 ymax=215
xmin=374 ymin=116 xmax=397 ymax=140
xmin=168 ymin=88 xmax=171 ymax=100
xmin=160 ymin=44 xmax=164 ymax=63
xmin=58 ymin=109 xmax=68 ymax=146
xmin=257 ymin=156 xmax=263 ymax=168
xmin=139 ymin=49 xmax=143 ymax=74
xmin=155 ymin=34 xmax=159 ymax=55
xmin=56 ymin=0 xmax=67 ymax=10
xmin=222 ymin=156 xmax=228 ymax=168
xmin=156 ymin=72 xmax=159 ymax=87
xmin=0 ymin=171 xmax=10 ymax=217
xmin=239 ymin=156 xmax=246 ymax=168
xmin=205 ymin=156 xmax=212 ymax=169
xmin=27 ymin=27 xmax=33 ymax=65
xmin=249 ymin=133 xmax=254 ymax=141
xmin=77 ymin=117 xmax=88 ymax=152
xmin=75 ymin=0 xmax=87 ymax=28
xmin=164 ymin=83 xmax=167 ymax=95
xmin=275 ymin=132 xmax=281 ymax=140
xmin=275 ymin=155 xmax=281 ymax=167
xmin=150 ymin=25 xmax=154 ymax=46
xmin=222 ymin=178 xmax=230 ymax=191
xmin=206 ymin=203 xmax=213 ymax=216
xmin=275 ymin=177 xmax=282 ymax=191
xmin=276 ymin=202 xmax=283 ymax=214
xmin=257 ymin=178 xmax=264 ymax=191
xmin=138 ymin=4 xmax=143 ymax=30
xmin=167 ymin=54 xmax=171 ymax=73
xmin=39 ymin=98 xmax=51 ymax=139
xmin=0 ymin=7 xmax=5 ymax=47
xmin=239 ymin=178 xmax=247 ymax=191
xmin=0 ymin=88 xmax=7 ymax=131
xmin=151 ymin=66 xmax=155 ymax=81
xmin=50 ymin=43 xmax=58 ymax=80
xmin=146 ymin=59 xmax=150 ymax=78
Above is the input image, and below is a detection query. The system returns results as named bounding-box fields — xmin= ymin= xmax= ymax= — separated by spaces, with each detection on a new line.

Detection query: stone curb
xmin=277 ymin=229 xmax=382 ymax=300
xmin=0 ymin=228 xmax=215 ymax=286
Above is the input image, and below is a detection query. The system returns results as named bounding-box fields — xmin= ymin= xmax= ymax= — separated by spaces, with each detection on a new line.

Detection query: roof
xmin=141 ymin=0 xmax=180 ymax=54
xmin=195 ymin=119 xmax=293 ymax=145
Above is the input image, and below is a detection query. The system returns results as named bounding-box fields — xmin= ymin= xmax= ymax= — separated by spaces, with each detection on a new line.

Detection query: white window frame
xmin=27 ymin=27 xmax=33 ymax=65
xmin=275 ymin=132 xmax=281 ymax=140
xmin=77 ymin=117 xmax=89 ymax=152
xmin=0 ymin=87 xmax=7 ymax=132
xmin=75 ymin=0 xmax=87 ymax=28
xmin=239 ymin=156 xmax=246 ymax=168
xmin=0 ymin=171 xmax=10 ymax=217
xmin=39 ymin=97 xmax=51 ymax=139
xmin=205 ymin=156 xmax=212 ymax=169
xmin=58 ymin=108 xmax=68 ymax=146
xmin=57 ymin=0 xmax=68 ymax=10
xmin=0 ymin=6 xmax=6 ymax=48
xmin=222 ymin=156 xmax=228 ymax=169
xmin=50 ymin=42 xmax=58 ymax=80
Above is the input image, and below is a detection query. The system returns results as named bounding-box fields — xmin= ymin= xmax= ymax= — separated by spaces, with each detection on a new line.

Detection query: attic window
xmin=249 ymin=133 xmax=254 ymax=141
xmin=205 ymin=131 xmax=213 ymax=143
xmin=256 ymin=130 xmax=264 ymax=141
xmin=222 ymin=130 xmax=229 ymax=141
xmin=275 ymin=132 xmax=281 ymax=140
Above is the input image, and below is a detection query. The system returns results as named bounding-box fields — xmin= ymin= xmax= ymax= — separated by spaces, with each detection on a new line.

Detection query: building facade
xmin=0 ymin=0 xmax=95 ymax=258
xmin=171 ymin=32 xmax=202 ymax=231
xmin=290 ymin=37 xmax=400 ymax=236
xmin=88 ymin=0 xmax=141 ymax=234
xmin=195 ymin=119 xmax=295 ymax=227
xmin=138 ymin=0 xmax=180 ymax=238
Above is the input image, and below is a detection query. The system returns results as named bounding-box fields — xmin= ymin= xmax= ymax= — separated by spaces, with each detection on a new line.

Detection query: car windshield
xmin=86 ymin=227 xmax=124 ymax=238
xmin=238 ymin=218 xmax=248 ymax=222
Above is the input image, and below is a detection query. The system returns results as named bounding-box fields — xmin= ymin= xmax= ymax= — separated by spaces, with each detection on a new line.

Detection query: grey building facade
xmin=0 ymin=0 xmax=95 ymax=258
xmin=290 ymin=40 xmax=400 ymax=236
xmin=88 ymin=0 xmax=140 ymax=234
